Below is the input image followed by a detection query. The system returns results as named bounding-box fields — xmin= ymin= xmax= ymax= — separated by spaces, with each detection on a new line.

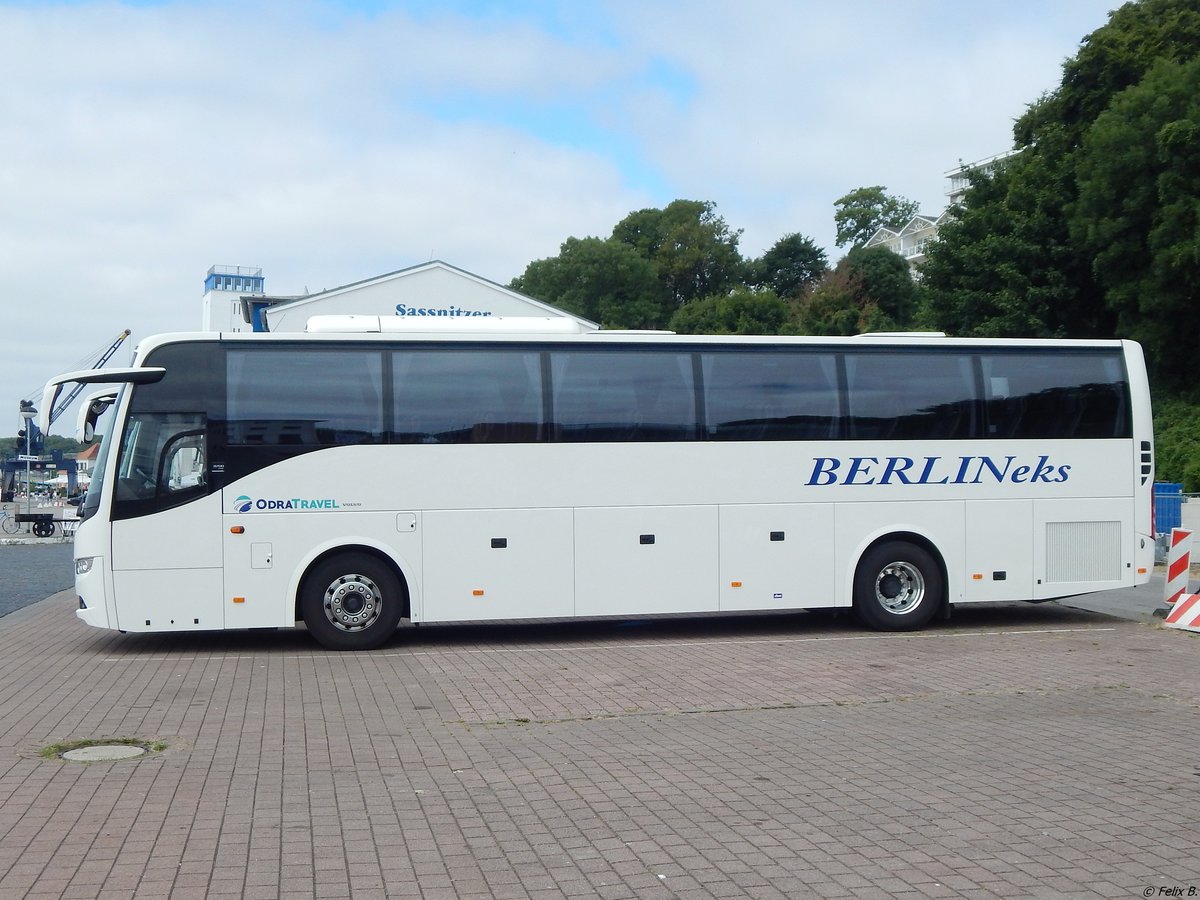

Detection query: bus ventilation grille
xmin=1045 ymin=521 xmax=1121 ymax=583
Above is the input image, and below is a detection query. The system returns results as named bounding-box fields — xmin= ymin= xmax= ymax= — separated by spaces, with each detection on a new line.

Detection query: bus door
xmin=107 ymin=411 xmax=226 ymax=632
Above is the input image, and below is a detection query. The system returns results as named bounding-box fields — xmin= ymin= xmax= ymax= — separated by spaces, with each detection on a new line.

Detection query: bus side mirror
xmin=77 ymin=392 xmax=117 ymax=443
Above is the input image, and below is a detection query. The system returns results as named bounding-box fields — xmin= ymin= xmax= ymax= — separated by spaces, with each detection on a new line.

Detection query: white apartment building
xmin=865 ymin=149 xmax=1023 ymax=276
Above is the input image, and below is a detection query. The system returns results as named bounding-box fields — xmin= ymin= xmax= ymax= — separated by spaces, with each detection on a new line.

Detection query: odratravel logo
xmin=231 ymin=495 xmax=342 ymax=512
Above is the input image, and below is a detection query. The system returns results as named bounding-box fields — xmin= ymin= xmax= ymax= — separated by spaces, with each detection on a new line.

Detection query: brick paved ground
xmin=0 ymin=594 xmax=1197 ymax=899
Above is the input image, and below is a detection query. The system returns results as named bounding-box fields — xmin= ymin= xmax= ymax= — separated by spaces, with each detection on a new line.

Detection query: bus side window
xmin=550 ymin=351 xmax=696 ymax=442
xmin=981 ymin=352 xmax=1130 ymax=439
xmin=702 ymin=352 xmax=839 ymax=441
xmin=114 ymin=413 xmax=206 ymax=509
xmin=226 ymin=349 xmax=384 ymax=448
xmin=159 ymin=429 xmax=206 ymax=493
xmin=392 ymin=349 xmax=544 ymax=444
xmin=846 ymin=352 xmax=975 ymax=440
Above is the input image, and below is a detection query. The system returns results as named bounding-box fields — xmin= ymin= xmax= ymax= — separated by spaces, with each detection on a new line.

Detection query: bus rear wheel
xmin=300 ymin=552 xmax=404 ymax=651
xmin=854 ymin=541 xmax=942 ymax=631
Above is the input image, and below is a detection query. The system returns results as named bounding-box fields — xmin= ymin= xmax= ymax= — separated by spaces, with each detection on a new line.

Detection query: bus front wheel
xmin=853 ymin=541 xmax=942 ymax=631
xmin=300 ymin=552 xmax=405 ymax=651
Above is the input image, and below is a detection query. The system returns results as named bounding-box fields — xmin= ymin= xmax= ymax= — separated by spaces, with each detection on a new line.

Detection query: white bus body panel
xmin=963 ymin=501 xmax=1034 ymax=602
xmin=202 ymin=437 xmax=1145 ymax=627
xmin=110 ymin=493 xmax=224 ymax=632
xmin=574 ymin=505 xmax=718 ymax=617
xmin=718 ymin=504 xmax=834 ymax=611
xmin=423 ymin=508 xmax=573 ymax=621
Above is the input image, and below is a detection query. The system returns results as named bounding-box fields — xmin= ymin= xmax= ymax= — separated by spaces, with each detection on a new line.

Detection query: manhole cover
xmin=61 ymin=744 xmax=148 ymax=762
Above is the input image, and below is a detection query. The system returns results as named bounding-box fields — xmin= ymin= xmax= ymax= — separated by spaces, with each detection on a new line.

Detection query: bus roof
xmin=119 ymin=329 xmax=1135 ymax=358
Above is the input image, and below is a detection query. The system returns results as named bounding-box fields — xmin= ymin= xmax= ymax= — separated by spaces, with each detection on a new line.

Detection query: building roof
xmin=249 ymin=260 xmax=599 ymax=332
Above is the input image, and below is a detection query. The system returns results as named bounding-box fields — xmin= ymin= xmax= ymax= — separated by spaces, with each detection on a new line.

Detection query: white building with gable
xmin=863 ymin=212 xmax=950 ymax=273
xmin=201 ymin=260 xmax=598 ymax=334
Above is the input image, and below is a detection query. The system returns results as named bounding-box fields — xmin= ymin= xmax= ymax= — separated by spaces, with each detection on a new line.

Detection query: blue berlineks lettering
xmin=806 ymin=455 xmax=1071 ymax=486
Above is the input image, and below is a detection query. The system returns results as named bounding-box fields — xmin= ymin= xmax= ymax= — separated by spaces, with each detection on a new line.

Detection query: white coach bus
xmin=42 ymin=318 xmax=1155 ymax=650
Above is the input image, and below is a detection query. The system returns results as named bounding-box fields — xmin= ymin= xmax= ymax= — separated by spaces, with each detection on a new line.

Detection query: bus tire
xmin=300 ymin=552 xmax=405 ymax=651
xmin=853 ymin=541 xmax=942 ymax=631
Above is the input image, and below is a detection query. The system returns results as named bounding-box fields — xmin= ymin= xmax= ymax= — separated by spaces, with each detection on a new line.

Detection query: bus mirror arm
xmin=38 ymin=367 xmax=166 ymax=432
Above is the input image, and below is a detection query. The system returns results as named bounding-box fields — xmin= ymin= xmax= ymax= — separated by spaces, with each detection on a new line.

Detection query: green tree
xmin=750 ymin=233 xmax=828 ymax=298
xmin=1072 ymin=55 xmax=1200 ymax=389
xmin=833 ymin=186 xmax=920 ymax=248
xmin=795 ymin=267 xmax=865 ymax=336
xmin=844 ymin=246 xmax=916 ymax=325
xmin=921 ymin=0 xmax=1200 ymax=345
xmin=1015 ymin=0 xmax=1200 ymax=149
xmin=797 ymin=247 xmax=915 ymax=335
xmin=668 ymin=287 xmax=790 ymax=335
xmin=918 ymin=155 xmax=1102 ymax=337
xmin=0 ymin=434 xmax=91 ymax=456
xmin=510 ymin=237 xmax=668 ymax=329
xmin=611 ymin=199 xmax=745 ymax=308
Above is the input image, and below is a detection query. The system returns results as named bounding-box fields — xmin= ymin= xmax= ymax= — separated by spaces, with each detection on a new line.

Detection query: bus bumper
xmin=74 ymin=556 xmax=110 ymax=630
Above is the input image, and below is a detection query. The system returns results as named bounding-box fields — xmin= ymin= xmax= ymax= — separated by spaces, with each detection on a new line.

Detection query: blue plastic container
xmin=1155 ymin=482 xmax=1183 ymax=533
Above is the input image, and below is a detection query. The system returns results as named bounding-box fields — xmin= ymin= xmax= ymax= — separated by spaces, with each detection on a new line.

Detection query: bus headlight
xmin=75 ymin=557 xmax=96 ymax=576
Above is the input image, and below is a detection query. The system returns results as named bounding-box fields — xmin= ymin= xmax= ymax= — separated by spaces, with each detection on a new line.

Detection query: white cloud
xmin=604 ymin=0 xmax=1113 ymax=256
xmin=0 ymin=0 xmax=1115 ymax=433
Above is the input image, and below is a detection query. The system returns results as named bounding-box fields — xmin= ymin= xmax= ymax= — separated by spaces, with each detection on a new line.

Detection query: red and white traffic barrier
xmin=1163 ymin=528 xmax=1193 ymax=607
xmin=1164 ymin=594 xmax=1200 ymax=633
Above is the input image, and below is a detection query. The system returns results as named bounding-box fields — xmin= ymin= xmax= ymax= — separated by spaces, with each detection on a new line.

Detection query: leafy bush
xmin=1152 ymin=394 xmax=1200 ymax=491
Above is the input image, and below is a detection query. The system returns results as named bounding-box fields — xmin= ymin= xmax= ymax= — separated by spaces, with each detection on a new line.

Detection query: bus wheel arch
xmin=852 ymin=533 xmax=946 ymax=631
xmin=297 ymin=546 xmax=410 ymax=651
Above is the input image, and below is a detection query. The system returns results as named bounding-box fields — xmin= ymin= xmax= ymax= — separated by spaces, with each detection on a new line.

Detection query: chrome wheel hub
xmin=323 ymin=574 xmax=382 ymax=632
xmin=874 ymin=561 xmax=925 ymax=615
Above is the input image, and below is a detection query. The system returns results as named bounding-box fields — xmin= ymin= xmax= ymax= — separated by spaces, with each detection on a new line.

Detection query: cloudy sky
xmin=3 ymin=0 xmax=1118 ymax=434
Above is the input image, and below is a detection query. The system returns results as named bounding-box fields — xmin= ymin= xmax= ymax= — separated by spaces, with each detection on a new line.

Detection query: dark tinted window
xmin=113 ymin=341 xmax=219 ymax=519
xmin=846 ymin=352 xmax=976 ymax=439
xmin=129 ymin=342 xmax=220 ymax=413
xmin=702 ymin=351 xmax=839 ymax=440
xmin=981 ymin=351 xmax=1130 ymax=438
xmin=551 ymin=350 xmax=697 ymax=441
xmin=226 ymin=348 xmax=384 ymax=446
xmin=392 ymin=349 xmax=544 ymax=443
